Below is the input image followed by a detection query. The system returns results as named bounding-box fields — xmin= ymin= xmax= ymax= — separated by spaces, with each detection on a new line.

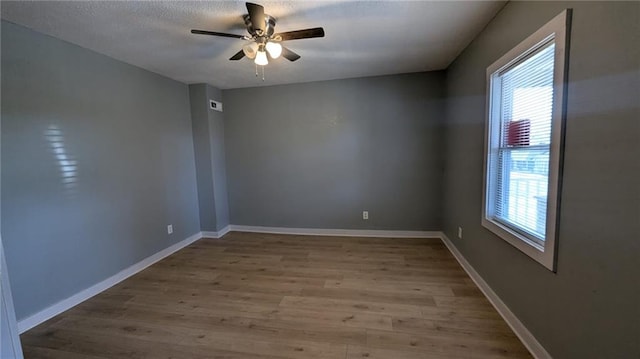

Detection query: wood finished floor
xmin=21 ymin=232 xmax=531 ymax=359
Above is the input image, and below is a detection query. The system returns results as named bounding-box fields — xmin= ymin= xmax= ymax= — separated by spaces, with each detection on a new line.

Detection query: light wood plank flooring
xmin=21 ymin=232 xmax=531 ymax=358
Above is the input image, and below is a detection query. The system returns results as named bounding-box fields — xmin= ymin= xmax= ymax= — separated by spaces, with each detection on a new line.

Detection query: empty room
xmin=1 ymin=1 xmax=638 ymax=358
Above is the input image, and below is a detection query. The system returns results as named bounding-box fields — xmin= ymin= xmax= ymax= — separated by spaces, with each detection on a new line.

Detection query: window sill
xmin=481 ymin=217 xmax=556 ymax=271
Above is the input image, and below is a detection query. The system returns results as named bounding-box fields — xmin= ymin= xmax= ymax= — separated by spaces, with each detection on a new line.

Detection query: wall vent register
xmin=210 ymin=100 xmax=223 ymax=112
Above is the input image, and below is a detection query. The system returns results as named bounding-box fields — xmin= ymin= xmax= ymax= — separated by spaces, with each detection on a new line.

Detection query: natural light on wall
xmin=45 ymin=124 xmax=78 ymax=196
xmin=482 ymin=10 xmax=571 ymax=271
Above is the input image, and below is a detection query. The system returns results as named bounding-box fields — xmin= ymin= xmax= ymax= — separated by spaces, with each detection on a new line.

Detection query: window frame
xmin=481 ymin=9 xmax=571 ymax=271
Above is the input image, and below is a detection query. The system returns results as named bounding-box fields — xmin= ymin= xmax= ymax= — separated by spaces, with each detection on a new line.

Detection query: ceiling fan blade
xmin=246 ymin=2 xmax=266 ymax=33
xmin=276 ymin=27 xmax=325 ymax=41
xmin=191 ymin=29 xmax=245 ymax=39
xmin=281 ymin=46 xmax=301 ymax=62
xmin=229 ymin=50 xmax=245 ymax=61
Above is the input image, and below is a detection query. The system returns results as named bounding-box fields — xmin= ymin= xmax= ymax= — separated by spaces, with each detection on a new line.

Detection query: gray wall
xmin=224 ymin=72 xmax=445 ymax=230
xmin=209 ymin=92 xmax=230 ymax=231
xmin=442 ymin=2 xmax=639 ymax=358
xmin=1 ymin=97 xmax=24 ymax=357
xmin=1 ymin=21 xmax=201 ymax=320
xmin=189 ymin=84 xmax=229 ymax=232
xmin=1 ymin=240 xmax=24 ymax=358
xmin=190 ymin=84 xmax=217 ymax=231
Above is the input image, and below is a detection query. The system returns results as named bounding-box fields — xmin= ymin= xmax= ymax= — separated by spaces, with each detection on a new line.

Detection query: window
xmin=482 ymin=10 xmax=571 ymax=271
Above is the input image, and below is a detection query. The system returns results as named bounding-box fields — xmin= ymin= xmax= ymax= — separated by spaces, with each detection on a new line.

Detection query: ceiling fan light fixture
xmin=190 ymin=2 xmax=325 ymax=68
xmin=242 ymin=42 xmax=259 ymax=59
xmin=265 ymin=41 xmax=282 ymax=59
xmin=255 ymin=50 xmax=268 ymax=66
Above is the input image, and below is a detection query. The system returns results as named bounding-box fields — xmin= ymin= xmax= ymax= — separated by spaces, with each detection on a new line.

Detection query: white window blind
xmin=491 ymin=41 xmax=555 ymax=244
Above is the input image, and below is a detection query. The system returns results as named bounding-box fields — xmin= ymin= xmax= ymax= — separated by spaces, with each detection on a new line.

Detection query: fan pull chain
xmin=254 ymin=64 xmax=265 ymax=81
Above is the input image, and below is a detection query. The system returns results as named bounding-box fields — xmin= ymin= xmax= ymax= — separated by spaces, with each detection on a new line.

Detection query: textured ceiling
xmin=1 ymin=1 xmax=506 ymax=89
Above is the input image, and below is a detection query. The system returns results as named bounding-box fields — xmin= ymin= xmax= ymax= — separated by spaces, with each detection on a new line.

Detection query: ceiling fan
xmin=191 ymin=2 xmax=325 ymax=66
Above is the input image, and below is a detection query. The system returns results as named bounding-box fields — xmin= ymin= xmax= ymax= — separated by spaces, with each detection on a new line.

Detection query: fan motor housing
xmin=244 ymin=14 xmax=276 ymax=38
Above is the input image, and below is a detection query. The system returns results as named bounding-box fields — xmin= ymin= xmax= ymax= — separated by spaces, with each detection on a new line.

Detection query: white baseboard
xmin=228 ymin=225 xmax=441 ymax=238
xmin=439 ymin=233 xmax=551 ymax=359
xmin=17 ymin=231 xmax=203 ymax=334
xmin=200 ymin=225 xmax=231 ymax=239
xmin=217 ymin=225 xmax=231 ymax=238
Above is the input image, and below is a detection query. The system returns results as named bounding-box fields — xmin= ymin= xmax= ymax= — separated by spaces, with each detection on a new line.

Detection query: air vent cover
xmin=209 ymin=100 xmax=223 ymax=112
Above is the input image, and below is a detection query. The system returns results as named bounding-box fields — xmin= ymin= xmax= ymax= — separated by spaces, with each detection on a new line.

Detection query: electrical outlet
xmin=458 ymin=226 xmax=463 ymax=239
xmin=167 ymin=225 xmax=173 ymax=235
xmin=363 ymin=211 xmax=369 ymax=220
